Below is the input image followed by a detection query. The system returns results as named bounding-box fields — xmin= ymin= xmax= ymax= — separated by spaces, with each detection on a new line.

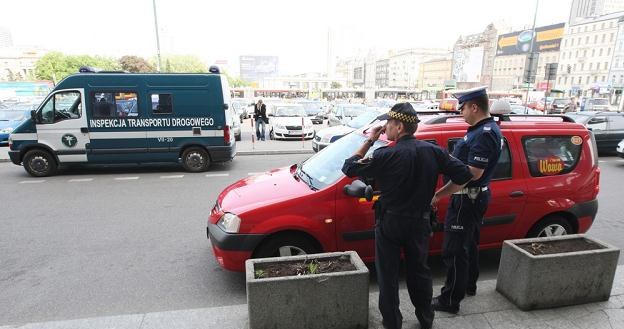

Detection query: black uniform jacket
xmin=342 ymin=135 xmax=472 ymax=215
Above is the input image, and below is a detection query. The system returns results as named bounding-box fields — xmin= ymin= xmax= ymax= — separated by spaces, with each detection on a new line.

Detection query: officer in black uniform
xmin=431 ymin=87 xmax=503 ymax=314
xmin=342 ymin=103 xmax=472 ymax=329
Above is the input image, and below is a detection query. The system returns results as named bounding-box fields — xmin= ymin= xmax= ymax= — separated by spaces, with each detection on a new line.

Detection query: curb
xmin=237 ymin=149 xmax=315 ymax=156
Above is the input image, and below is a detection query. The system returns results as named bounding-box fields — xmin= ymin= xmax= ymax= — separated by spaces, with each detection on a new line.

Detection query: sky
xmin=1 ymin=0 xmax=572 ymax=75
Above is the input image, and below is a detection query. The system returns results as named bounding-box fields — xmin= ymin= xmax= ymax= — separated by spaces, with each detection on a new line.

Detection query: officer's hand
xmin=430 ymin=193 xmax=440 ymax=211
xmin=370 ymin=125 xmax=385 ymax=141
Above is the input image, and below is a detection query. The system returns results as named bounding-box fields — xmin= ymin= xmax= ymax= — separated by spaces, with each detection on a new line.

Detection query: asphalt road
xmin=0 ymin=154 xmax=623 ymax=325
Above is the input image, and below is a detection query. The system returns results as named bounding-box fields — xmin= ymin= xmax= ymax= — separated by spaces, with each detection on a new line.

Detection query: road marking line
xmin=206 ymin=173 xmax=229 ymax=177
xmin=19 ymin=180 xmax=45 ymax=184
xmin=248 ymin=172 xmax=264 ymax=175
xmin=114 ymin=177 xmax=139 ymax=181
xmin=160 ymin=175 xmax=184 ymax=179
xmin=617 ymin=159 xmax=624 ymax=162
xmin=599 ymin=160 xmax=606 ymax=163
xmin=69 ymin=178 xmax=94 ymax=182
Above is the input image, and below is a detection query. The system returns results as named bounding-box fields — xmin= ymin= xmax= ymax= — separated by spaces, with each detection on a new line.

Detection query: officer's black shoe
xmin=466 ymin=289 xmax=476 ymax=297
xmin=431 ymin=296 xmax=459 ymax=314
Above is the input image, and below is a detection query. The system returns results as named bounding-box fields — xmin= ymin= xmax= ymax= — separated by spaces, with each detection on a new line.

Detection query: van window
xmin=609 ymin=116 xmax=624 ymax=130
xmin=40 ymin=91 xmax=82 ymax=124
xmin=151 ymin=93 xmax=173 ymax=114
xmin=523 ymin=136 xmax=582 ymax=177
xmin=92 ymin=92 xmax=138 ymax=118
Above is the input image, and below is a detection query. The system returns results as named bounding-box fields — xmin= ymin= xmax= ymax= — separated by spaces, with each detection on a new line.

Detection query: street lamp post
xmin=152 ymin=0 xmax=162 ymax=72
xmin=524 ymin=0 xmax=539 ymax=111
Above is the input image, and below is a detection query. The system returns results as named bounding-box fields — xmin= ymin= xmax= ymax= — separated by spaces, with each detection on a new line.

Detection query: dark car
xmin=566 ymin=111 xmax=624 ymax=154
xmin=0 ymin=105 xmax=33 ymax=146
xmin=548 ymin=98 xmax=573 ymax=114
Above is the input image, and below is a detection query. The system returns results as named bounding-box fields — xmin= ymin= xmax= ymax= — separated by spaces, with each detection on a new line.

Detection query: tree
xmin=119 ymin=55 xmax=154 ymax=73
xmin=222 ymin=70 xmax=251 ymax=88
xmin=331 ymin=81 xmax=342 ymax=89
xmin=153 ymin=55 xmax=207 ymax=73
xmin=35 ymin=52 xmax=120 ymax=83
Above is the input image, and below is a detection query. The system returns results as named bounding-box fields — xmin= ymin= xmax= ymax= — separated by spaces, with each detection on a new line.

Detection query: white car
xmin=313 ymin=109 xmax=384 ymax=152
xmin=268 ymin=104 xmax=315 ymax=140
xmin=617 ymin=139 xmax=624 ymax=158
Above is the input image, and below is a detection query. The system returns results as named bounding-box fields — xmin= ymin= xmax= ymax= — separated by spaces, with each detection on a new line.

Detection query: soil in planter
xmin=517 ymin=238 xmax=604 ymax=255
xmin=254 ymin=255 xmax=357 ymax=279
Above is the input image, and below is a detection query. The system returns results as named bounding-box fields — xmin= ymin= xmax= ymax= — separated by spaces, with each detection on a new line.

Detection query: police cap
xmin=376 ymin=102 xmax=420 ymax=123
xmin=452 ymin=86 xmax=488 ymax=111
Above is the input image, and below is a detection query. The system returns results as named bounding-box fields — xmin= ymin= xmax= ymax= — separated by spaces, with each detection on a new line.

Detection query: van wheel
xmin=23 ymin=149 xmax=57 ymax=177
xmin=181 ymin=147 xmax=210 ymax=172
xmin=526 ymin=216 xmax=573 ymax=238
xmin=235 ymin=133 xmax=241 ymax=141
xmin=254 ymin=235 xmax=319 ymax=258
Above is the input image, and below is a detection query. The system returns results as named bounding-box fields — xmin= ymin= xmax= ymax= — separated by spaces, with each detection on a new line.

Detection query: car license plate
xmin=288 ymin=130 xmax=302 ymax=135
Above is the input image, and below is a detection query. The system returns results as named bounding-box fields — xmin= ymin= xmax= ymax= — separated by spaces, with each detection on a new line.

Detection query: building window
xmin=602 ymin=34 xmax=606 ymax=43
xmin=558 ymin=77 xmax=562 ymax=84
xmin=611 ymin=33 xmax=615 ymax=42
xmin=592 ymin=49 xmax=595 ymax=57
xmin=564 ymin=77 xmax=568 ymax=84
xmin=602 ymin=76 xmax=606 ymax=82
xmin=573 ymin=64 xmax=577 ymax=71
xmin=581 ymin=63 xmax=585 ymax=70
xmin=586 ymin=76 xmax=590 ymax=83
xmin=607 ymin=48 xmax=611 ymax=56
xmin=571 ymin=38 xmax=574 ymax=46
xmin=593 ymin=76 xmax=598 ymax=83
xmin=578 ymin=37 xmax=582 ymax=45
xmin=594 ymin=35 xmax=598 ymax=44
xmin=585 ymin=36 xmax=589 ymax=44
xmin=590 ymin=63 xmax=593 ymax=70
xmin=599 ymin=48 xmax=603 ymax=56
xmin=605 ymin=61 xmax=608 ymax=69
xmin=578 ymin=77 xmax=582 ymax=84
xmin=601 ymin=22 xmax=605 ymax=29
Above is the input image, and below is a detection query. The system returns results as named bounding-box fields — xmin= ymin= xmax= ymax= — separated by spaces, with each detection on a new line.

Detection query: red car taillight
xmin=223 ymin=125 xmax=230 ymax=143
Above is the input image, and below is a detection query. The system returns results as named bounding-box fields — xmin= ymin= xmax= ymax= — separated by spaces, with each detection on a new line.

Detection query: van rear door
xmin=36 ymin=89 xmax=90 ymax=163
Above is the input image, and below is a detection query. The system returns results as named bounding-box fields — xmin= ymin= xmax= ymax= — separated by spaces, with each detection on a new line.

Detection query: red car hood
xmin=217 ymin=164 xmax=313 ymax=215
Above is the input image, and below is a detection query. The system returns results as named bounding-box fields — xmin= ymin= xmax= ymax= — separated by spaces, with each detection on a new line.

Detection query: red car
xmin=207 ymin=114 xmax=600 ymax=271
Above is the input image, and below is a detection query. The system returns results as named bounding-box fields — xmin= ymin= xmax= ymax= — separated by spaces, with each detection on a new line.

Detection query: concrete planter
xmin=246 ymin=251 xmax=369 ymax=329
xmin=496 ymin=234 xmax=620 ymax=311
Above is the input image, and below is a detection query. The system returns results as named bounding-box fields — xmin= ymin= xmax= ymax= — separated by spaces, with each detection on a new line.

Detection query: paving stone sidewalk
xmin=2 ymin=266 xmax=623 ymax=329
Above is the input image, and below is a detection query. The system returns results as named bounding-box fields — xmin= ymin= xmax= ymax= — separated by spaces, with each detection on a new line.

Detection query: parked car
xmin=510 ymin=105 xmax=543 ymax=115
xmin=207 ymin=113 xmax=599 ymax=271
xmin=231 ymin=101 xmax=248 ymax=123
xmin=327 ymin=104 xmax=369 ymax=127
xmin=0 ymin=106 xmax=33 ymax=146
xmin=410 ymin=101 xmax=439 ymax=112
xmin=565 ymin=111 xmax=624 ymax=154
xmin=268 ymin=104 xmax=315 ymax=140
xmin=581 ymin=98 xmax=610 ymax=111
xmin=548 ymin=98 xmax=573 ymax=114
xmin=617 ymin=139 xmax=624 ymax=158
xmin=228 ymin=106 xmax=241 ymax=141
xmin=312 ymin=109 xmax=385 ymax=152
xmin=298 ymin=100 xmax=326 ymax=124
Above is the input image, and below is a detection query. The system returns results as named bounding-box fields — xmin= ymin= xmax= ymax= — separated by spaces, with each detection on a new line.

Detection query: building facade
xmin=417 ymin=57 xmax=453 ymax=94
xmin=608 ymin=16 xmax=624 ymax=107
xmin=0 ymin=47 xmax=47 ymax=81
xmin=452 ymin=24 xmax=499 ymax=89
xmin=386 ymin=48 xmax=448 ymax=88
xmin=557 ymin=12 xmax=623 ymax=97
xmin=375 ymin=58 xmax=389 ymax=88
xmin=569 ymin=0 xmax=624 ymax=25
xmin=492 ymin=23 xmax=565 ymax=92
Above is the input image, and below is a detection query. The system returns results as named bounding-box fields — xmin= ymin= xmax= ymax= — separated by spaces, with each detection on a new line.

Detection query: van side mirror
xmin=343 ymin=179 xmax=374 ymax=201
xmin=30 ymin=110 xmax=37 ymax=123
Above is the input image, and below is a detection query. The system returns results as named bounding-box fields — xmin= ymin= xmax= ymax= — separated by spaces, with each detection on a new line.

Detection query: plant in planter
xmin=496 ymin=234 xmax=620 ymax=311
xmin=246 ymin=251 xmax=369 ymax=329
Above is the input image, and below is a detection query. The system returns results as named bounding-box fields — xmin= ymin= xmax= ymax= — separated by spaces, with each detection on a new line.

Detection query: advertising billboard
xmin=452 ymin=46 xmax=484 ymax=83
xmin=239 ymin=56 xmax=279 ymax=83
xmin=496 ymin=23 xmax=564 ymax=56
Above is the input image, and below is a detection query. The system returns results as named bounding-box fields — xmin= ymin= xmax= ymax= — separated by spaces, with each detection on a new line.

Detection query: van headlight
xmin=217 ymin=212 xmax=241 ymax=233
xmin=1 ymin=127 xmax=13 ymax=134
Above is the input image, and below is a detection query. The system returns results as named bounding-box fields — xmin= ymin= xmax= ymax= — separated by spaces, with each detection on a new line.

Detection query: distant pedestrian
xmin=254 ymin=100 xmax=268 ymax=141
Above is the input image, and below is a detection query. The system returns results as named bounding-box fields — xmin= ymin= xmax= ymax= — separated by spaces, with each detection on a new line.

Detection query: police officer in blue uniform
xmin=431 ymin=87 xmax=503 ymax=314
xmin=342 ymin=103 xmax=472 ymax=329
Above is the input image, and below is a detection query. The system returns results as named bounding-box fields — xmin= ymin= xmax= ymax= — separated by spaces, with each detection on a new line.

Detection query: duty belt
xmin=453 ymin=186 xmax=488 ymax=195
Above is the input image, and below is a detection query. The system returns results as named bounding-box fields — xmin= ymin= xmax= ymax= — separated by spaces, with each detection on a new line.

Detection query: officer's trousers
xmin=375 ymin=212 xmax=434 ymax=329
xmin=438 ymin=191 xmax=490 ymax=308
